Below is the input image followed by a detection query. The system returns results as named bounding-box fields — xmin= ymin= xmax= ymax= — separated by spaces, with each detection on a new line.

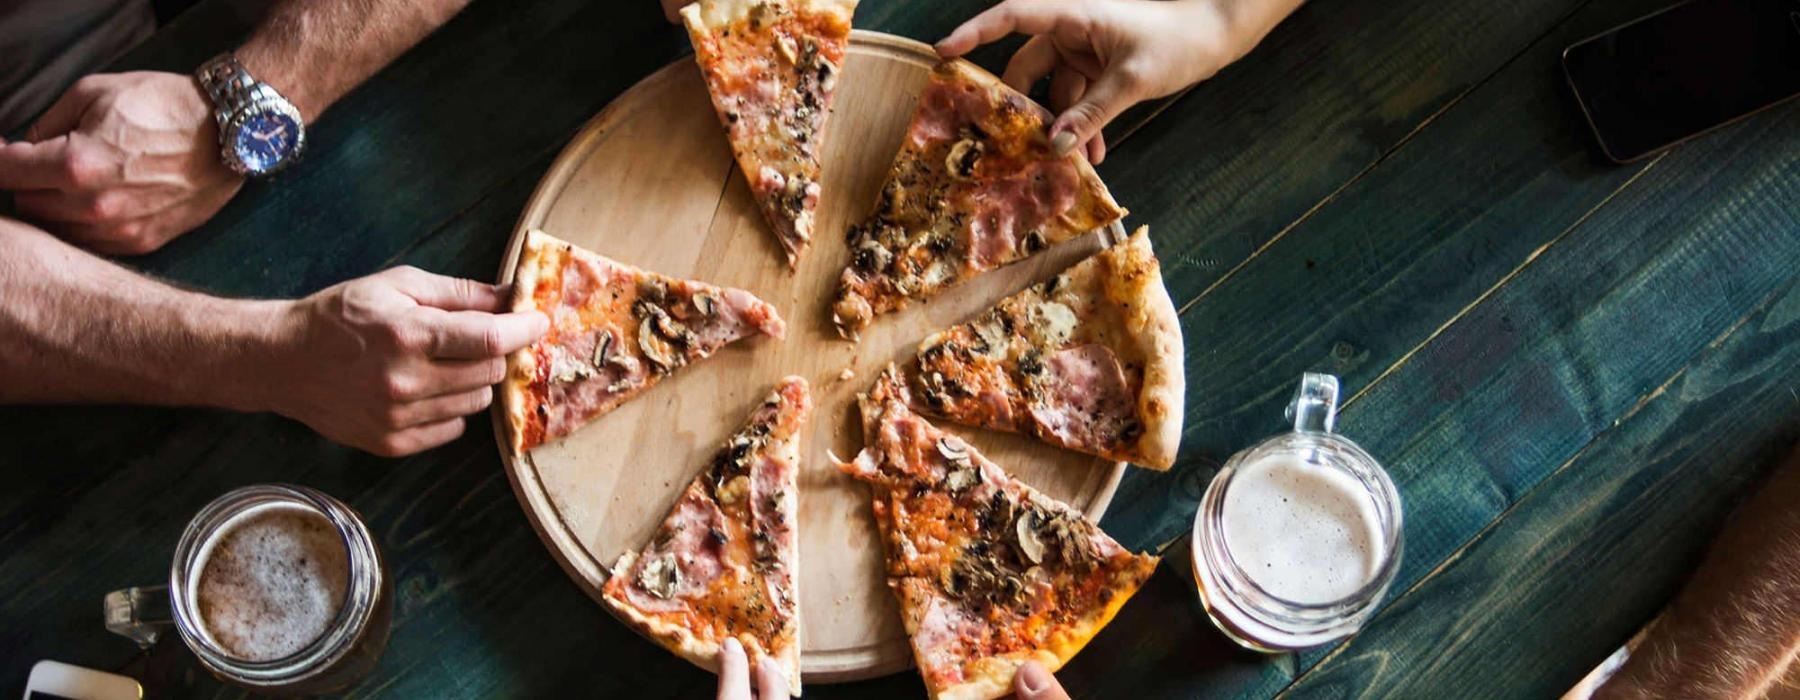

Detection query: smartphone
xmin=1562 ymin=0 xmax=1800 ymax=162
xmin=22 ymin=661 xmax=141 ymax=700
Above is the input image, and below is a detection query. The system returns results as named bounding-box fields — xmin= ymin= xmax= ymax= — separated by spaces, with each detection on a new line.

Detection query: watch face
xmin=232 ymin=111 xmax=300 ymax=175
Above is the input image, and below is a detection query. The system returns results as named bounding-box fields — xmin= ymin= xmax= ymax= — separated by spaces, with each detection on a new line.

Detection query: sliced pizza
xmin=600 ymin=377 xmax=811 ymax=695
xmin=682 ymin=0 xmax=857 ymax=268
xmin=839 ymin=367 xmax=1159 ymax=700
xmin=907 ymin=226 xmax=1183 ymax=469
xmin=830 ymin=59 xmax=1126 ymax=339
xmin=503 ymin=229 xmax=785 ymax=453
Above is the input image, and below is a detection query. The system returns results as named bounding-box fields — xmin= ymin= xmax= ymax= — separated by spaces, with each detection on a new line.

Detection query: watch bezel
xmin=220 ymin=96 xmax=306 ymax=178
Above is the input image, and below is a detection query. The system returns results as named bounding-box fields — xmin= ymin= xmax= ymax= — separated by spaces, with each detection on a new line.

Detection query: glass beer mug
xmin=1191 ymin=373 xmax=1404 ymax=650
xmin=105 ymin=484 xmax=392 ymax=694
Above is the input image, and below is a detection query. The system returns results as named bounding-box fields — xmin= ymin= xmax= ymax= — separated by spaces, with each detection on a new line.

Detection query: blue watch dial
xmin=232 ymin=111 xmax=300 ymax=175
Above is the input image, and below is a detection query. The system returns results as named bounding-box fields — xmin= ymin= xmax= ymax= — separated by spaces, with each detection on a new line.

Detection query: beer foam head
xmin=194 ymin=503 xmax=350 ymax=661
xmin=1219 ymin=454 xmax=1386 ymax=604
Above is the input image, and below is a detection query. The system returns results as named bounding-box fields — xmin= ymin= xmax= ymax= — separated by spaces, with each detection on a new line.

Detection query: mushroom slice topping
xmin=946 ymin=138 xmax=983 ymax=179
xmin=591 ymin=329 xmax=614 ymax=367
xmin=638 ymin=316 xmax=679 ymax=372
xmin=1016 ymin=511 xmax=1047 ymax=565
xmin=937 ymin=437 xmax=969 ymax=462
xmin=637 ymin=553 xmax=681 ymax=599
xmin=692 ymin=293 xmax=717 ymax=318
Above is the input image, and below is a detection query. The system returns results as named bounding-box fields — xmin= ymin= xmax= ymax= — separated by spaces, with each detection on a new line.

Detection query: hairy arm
xmin=1596 ymin=446 xmax=1800 ymax=699
xmin=237 ymin=0 xmax=473 ymax=122
xmin=0 ymin=216 xmax=545 ymax=456
xmin=0 ymin=217 xmax=282 ymax=409
xmin=0 ymin=0 xmax=473 ymax=254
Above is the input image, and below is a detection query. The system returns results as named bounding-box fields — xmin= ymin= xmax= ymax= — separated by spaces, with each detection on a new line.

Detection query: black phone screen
xmin=1563 ymin=0 xmax=1800 ymax=161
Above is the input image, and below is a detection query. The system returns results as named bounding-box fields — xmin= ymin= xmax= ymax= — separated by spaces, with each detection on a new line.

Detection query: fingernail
xmin=1017 ymin=661 xmax=1051 ymax=694
xmin=1050 ymin=131 xmax=1077 ymax=156
xmin=724 ymin=637 xmax=743 ymax=655
xmin=758 ymin=656 xmax=782 ymax=674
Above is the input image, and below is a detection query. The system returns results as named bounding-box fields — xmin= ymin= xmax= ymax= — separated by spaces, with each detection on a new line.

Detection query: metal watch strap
xmin=196 ymin=54 xmax=257 ymax=128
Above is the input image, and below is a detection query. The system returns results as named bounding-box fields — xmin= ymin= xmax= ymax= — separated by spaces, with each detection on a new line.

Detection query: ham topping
xmin=622 ymin=486 xmax=728 ymax=614
xmin=749 ymin=451 xmax=796 ymax=614
xmin=964 ymin=160 xmax=1081 ymax=270
xmin=1027 ymin=344 xmax=1136 ymax=450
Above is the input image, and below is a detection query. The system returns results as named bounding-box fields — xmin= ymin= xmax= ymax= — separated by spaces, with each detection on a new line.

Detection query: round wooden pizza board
xmin=492 ymin=31 xmax=1129 ymax=683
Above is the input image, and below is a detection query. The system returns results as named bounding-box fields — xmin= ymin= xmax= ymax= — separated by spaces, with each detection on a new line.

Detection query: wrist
xmin=235 ymin=46 xmax=321 ymax=122
xmin=197 ymin=297 xmax=306 ymax=413
xmin=1193 ymin=0 xmax=1291 ymax=63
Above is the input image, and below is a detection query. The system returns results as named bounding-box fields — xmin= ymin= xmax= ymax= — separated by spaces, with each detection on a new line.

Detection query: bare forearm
xmin=1209 ymin=0 xmax=1308 ymax=61
xmin=1598 ymin=447 xmax=1800 ymax=699
xmin=0 ymin=219 xmax=287 ymax=410
xmin=236 ymin=0 xmax=472 ymax=121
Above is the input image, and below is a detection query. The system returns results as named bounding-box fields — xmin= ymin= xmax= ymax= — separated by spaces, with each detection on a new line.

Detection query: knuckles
xmin=381 ymin=371 xmax=418 ymax=402
xmin=370 ymin=434 xmax=414 ymax=458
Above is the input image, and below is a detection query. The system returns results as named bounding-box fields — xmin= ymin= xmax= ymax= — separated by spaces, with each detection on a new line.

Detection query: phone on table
xmin=22 ymin=661 xmax=141 ymax=700
xmin=1562 ymin=0 xmax=1800 ymax=162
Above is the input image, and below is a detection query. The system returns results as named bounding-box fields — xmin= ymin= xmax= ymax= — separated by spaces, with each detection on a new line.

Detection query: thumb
xmin=1013 ymin=660 xmax=1070 ymax=700
xmin=1048 ymin=68 xmax=1140 ymax=158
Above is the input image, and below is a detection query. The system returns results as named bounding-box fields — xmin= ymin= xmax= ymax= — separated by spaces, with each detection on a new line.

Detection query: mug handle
xmin=1287 ymin=372 xmax=1340 ymax=433
xmin=104 ymin=585 xmax=173 ymax=648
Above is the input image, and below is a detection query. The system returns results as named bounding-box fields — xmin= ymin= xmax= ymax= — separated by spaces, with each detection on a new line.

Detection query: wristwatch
xmin=195 ymin=54 xmax=306 ymax=177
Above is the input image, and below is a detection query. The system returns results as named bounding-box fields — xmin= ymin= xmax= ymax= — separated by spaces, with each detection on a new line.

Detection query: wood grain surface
xmin=2 ymin=0 xmax=1796 ymax=697
xmin=491 ymin=32 xmax=1128 ymax=682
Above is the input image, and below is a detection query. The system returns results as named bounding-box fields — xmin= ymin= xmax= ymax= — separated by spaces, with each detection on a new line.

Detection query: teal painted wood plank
xmin=6 ymin=0 xmax=1798 ymax=698
xmin=1078 ymin=0 xmax=1800 ymax=692
xmin=1091 ymin=0 xmax=1596 ymax=307
xmin=1085 ymin=97 xmax=1799 ymax=700
xmin=1100 ymin=0 xmax=1772 ymax=552
xmin=1281 ymin=273 xmax=1800 ymax=697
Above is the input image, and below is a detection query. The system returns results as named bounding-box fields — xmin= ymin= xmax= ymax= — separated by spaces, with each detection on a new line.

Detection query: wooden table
xmin=3 ymin=0 xmax=1796 ymax=697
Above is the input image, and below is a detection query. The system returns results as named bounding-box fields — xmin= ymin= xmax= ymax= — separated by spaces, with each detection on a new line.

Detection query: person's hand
xmin=716 ymin=637 xmax=788 ymax=700
xmin=0 ymin=71 xmax=242 ymax=255
xmin=263 ymin=266 xmax=548 ymax=457
xmin=661 ymin=0 xmax=690 ymax=23
xmin=1013 ymin=660 xmax=1071 ymax=700
xmin=937 ymin=0 xmax=1274 ymax=164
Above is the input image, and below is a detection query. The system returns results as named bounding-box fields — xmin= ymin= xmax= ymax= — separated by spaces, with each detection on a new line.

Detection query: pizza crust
xmin=502 ymin=228 xmax=559 ymax=457
xmin=601 ymin=524 xmax=805 ymax=699
xmin=600 ymin=550 xmax=726 ymax=668
xmin=682 ymin=0 xmax=856 ymax=31
xmin=1109 ymin=227 xmax=1184 ymax=470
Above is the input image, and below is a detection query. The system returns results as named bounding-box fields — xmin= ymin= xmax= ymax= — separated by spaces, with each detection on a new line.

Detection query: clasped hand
xmin=938 ymin=0 xmax=1273 ymax=164
xmin=0 ymin=71 xmax=240 ymax=255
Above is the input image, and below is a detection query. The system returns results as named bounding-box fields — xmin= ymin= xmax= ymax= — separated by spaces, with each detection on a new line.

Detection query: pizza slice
xmin=838 ymin=367 xmax=1159 ymax=700
xmin=682 ymin=0 xmax=857 ymax=268
xmin=831 ymin=59 xmax=1126 ymax=339
xmin=907 ymin=226 xmax=1184 ymax=469
xmin=601 ymin=377 xmax=811 ymax=695
xmin=503 ymin=229 xmax=785 ymax=453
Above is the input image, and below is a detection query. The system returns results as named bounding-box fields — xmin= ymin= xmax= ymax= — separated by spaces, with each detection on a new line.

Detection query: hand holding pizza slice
xmin=602 ymin=377 xmax=812 ymax=696
xmin=832 ymin=59 xmax=1126 ymax=339
xmin=502 ymin=229 xmax=785 ymax=453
